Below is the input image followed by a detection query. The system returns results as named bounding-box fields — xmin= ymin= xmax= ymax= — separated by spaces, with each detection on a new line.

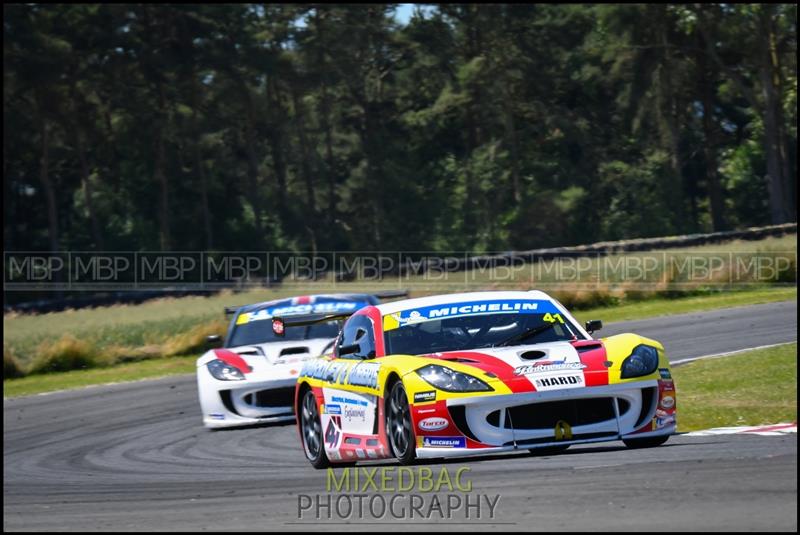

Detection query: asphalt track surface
xmin=4 ymin=300 xmax=797 ymax=531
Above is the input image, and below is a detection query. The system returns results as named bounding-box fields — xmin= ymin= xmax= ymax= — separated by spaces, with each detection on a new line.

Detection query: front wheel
xmin=623 ymin=434 xmax=670 ymax=449
xmin=299 ymin=389 xmax=330 ymax=469
xmin=386 ymin=381 xmax=416 ymax=465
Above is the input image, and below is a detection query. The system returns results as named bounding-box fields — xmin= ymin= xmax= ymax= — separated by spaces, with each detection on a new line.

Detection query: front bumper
xmin=413 ymin=379 xmax=675 ymax=458
xmin=197 ymin=372 xmax=297 ymax=429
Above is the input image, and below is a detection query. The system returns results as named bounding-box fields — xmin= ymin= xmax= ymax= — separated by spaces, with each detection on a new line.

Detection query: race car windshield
xmin=383 ymin=311 xmax=584 ymax=355
xmin=228 ymin=320 xmax=340 ymax=347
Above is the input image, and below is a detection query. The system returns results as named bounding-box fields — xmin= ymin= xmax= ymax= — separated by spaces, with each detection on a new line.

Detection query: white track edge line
xmin=671 ymin=341 xmax=797 ymax=366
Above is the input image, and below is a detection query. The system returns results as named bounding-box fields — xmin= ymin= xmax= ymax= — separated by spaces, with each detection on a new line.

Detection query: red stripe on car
xmin=429 ymin=351 xmax=535 ymax=393
xmin=213 ymin=348 xmax=253 ymax=374
xmin=571 ymin=340 xmax=610 ymax=387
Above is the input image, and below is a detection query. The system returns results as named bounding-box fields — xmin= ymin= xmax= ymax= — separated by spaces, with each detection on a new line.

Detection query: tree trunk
xmin=235 ymin=79 xmax=265 ymax=246
xmin=697 ymin=32 xmax=726 ymax=231
xmin=38 ymin=113 xmax=59 ymax=253
xmin=266 ymin=76 xmax=289 ymax=225
xmin=657 ymin=8 xmax=687 ymax=232
xmin=758 ymin=12 xmax=788 ymax=224
xmin=76 ymin=130 xmax=105 ymax=249
xmin=154 ymin=84 xmax=171 ymax=251
xmin=68 ymin=78 xmax=105 ymax=249
xmin=315 ymin=9 xmax=337 ymax=229
xmin=502 ymin=91 xmax=521 ymax=204
xmin=244 ymin=121 xmax=265 ymax=241
xmin=194 ymin=143 xmax=214 ymax=250
xmin=700 ymin=6 xmax=789 ymax=225
xmin=291 ymin=86 xmax=316 ymax=216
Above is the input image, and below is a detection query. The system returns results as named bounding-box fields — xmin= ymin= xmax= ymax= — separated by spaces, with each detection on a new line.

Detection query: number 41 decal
xmin=542 ymin=313 xmax=565 ymax=324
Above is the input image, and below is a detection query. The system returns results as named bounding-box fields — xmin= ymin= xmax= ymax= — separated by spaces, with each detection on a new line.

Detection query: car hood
xmin=197 ymin=338 xmax=334 ymax=381
xmin=423 ymin=339 xmax=610 ymax=392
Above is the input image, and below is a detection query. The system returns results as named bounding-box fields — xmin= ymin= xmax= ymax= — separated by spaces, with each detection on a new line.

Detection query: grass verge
xmin=3 ymin=355 xmax=198 ymax=398
xmin=572 ymin=286 xmax=796 ymax=324
xmin=672 ymin=342 xmax=797 ymax=431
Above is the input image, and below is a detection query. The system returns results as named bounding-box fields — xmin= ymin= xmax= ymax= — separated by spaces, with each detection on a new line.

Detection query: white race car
xmin=196 ymin=292 xmax=405 ymax=428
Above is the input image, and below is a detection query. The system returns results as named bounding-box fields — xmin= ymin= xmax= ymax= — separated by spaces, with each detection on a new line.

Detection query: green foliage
xmin=4 ymin=347 xmax=25 ymax=379
xmin=597 ymin=152 xmax=677 ymax=240
xmin=2 ymin=4 xmax=797 ymax=257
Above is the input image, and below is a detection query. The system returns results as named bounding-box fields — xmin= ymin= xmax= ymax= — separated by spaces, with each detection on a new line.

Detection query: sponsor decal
xmin=656 ymin=415 xmax=676 ymax=428
xmin=300 ymin=360 xmax=381 ymax=389
xmin=344 ymin=406 xmax=367 ymax=422
xmin=418 ymin=417 xmax=449 ymax=431
xmin=385 ymin=299 xmax=561 ymax=330
xmin=533 ymin=374 xmax=585 ymax=390
xmin=346 ymin=362 xmax=381 ymax=389
xmin=421 ymin=436 xmax=466 ymax=448
xmin=414 ymin=391 xmax=436 ymax=403
xmin=331 ymin=395 xmax=368 ymax=407
xmin=554 ymin=420 xmax=572 ymax=441
xmin=659 ymin=368 xmax=672 ymax=379
xmin=660 ymin=395 xmax=675 ymax=409
xmin=326 ymin=403 xmax=342 ymax=415
xmin=325 ymin=419 xmax=341 ymax=448
xmin=247 ymin=300 xmax=361 ymax=323
xmin=209 ymin=413 xmax=226 ymax=420
xmin=514 ymin=362 xmax=586 ymax=376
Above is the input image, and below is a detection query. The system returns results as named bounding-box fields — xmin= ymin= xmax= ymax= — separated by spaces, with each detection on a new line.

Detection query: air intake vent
xmin=280 ymin=347 xmax=310 ymax=356
xmin=576 ymin=344 xmax=602 ymax=353
xmin=635 ymin=387 xmax=658 ymax=428
xmin=448 ymin=405 xmax=480 ymax=442
xmin=518 ymin=350 xmax=547 ymax=360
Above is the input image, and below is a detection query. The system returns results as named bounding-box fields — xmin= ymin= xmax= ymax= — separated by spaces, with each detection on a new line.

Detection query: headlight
xmin=207 ymin=359 xmax=245 ymax=381
xmin=416 ymin=364 xmax=493 ymax=392
xmin=620 ymin=345 xmax=660 ymax=379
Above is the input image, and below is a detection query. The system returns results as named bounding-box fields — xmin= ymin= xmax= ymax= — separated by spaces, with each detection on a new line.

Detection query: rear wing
xmin=370 ymin=289 xmax=409 ymax=300
xmin=222 ymin=289 xmax=409 ymax=318
xmin=271 ymin=311 xmax=356 ymax=337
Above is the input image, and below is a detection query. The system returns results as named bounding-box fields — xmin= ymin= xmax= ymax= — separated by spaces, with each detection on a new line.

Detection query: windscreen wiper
xmin=493 ymin=323 xmax=555 ymax=348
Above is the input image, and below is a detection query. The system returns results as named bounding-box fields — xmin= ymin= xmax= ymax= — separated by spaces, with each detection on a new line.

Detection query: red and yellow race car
xmin=277 ymin=290 xmax=676 ymax=468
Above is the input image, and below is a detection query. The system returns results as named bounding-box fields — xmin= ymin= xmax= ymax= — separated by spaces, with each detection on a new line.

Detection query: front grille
xmin=487 ymin=397 xmax=629 ymax=430
xmin=509 ymin=431 xmax=618 ymax=447
xmin=243 ymin=387 xmax=296 ymax=408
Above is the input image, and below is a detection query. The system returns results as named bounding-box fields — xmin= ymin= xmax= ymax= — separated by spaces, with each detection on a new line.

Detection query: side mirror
xmin=585 ymin=320 xmax=603 ymax=334
xmin=206 ymin=334 xmax=223 ymax=347
xmin=338 ymin=343 xmax=360 ymax=357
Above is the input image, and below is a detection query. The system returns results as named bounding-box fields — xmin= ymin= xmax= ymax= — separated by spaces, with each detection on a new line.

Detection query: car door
xmin=320 ymin=314 xmax=382 ymax=449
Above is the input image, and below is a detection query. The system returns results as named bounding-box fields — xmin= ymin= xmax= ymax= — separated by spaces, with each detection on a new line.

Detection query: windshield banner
xmin=238 ymin=300 xmax=362 ymax=324
xmin=383 ymin=299 xmax=561 ymax=331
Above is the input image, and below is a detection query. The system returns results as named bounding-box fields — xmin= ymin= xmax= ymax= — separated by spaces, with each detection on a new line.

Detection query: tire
xmin=529 ymin=444 xmax=570 ymax=456
xmin=623 ymin=434 xmax=670 ymax=449
xmin=299 ymin=389 xmax=330 ymax=469
xmin=385 ymin=381 xmax=416 ymax=465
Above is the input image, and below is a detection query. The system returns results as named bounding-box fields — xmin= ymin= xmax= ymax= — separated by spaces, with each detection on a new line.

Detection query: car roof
xmin=375 ymin=290 xmax=554 ymax=315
